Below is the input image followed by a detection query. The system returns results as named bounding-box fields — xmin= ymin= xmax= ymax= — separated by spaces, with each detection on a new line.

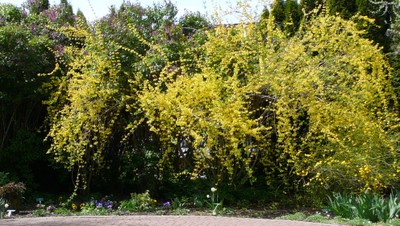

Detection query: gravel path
xmin=0 ymin=215 xmax=343 ymax=226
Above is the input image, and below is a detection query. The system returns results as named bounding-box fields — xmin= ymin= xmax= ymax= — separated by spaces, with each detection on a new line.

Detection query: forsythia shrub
xmin=44 ymin=1 xmax=400 ymax=195
xmin=259 ymin=15 xmax=400 ymax=192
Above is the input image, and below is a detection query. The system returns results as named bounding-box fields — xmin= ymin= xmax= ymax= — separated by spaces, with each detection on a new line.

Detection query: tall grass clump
xmin=328 ymin=191 xmax=400 ymax=223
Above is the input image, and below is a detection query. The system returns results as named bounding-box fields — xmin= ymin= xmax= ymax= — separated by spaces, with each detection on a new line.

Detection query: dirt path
xmin=0 ymin=215 xmax=343 ymax=226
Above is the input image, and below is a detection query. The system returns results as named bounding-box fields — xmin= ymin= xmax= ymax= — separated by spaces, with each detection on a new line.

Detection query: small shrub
xmin=32 ymin=209 xmax=47 ymax=217
xmin=0 ymin=182 xmax=25 ymax=210
xmin=193 ymin=195 xmax=207 ymax=208
xmin=119 ymin=190 xmax=157 ymax=212
xmin=268 ymin=202 xmax=279 ymax=210
xmin=54 ymin=207 xmax=72 ymax=216
xmin=164 ymin=197 xmax=191 ymax=215
xmin=171 ymin=197 xmax=189 ymax=210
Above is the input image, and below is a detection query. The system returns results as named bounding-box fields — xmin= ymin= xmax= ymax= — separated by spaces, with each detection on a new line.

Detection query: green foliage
xmin=0 ymin=4 xmax=23 ymax=24
xmin=0 ymin=198 xmax=6 ymax=213
xmin=268 ymin=0 xmax=303 ymax=35
xmin=332 ymin=216 xmax=373 ymax=225
xmin=171 ymin=196 xmax=188 ymax=210
xmin=32 ymin=208 xmax=47 ymax=216
xmin=0 ymin=0 xmax=79 ymax=193
xmin=98 ymin=1 xmax=178 ymax=48
xmin=305 ymin=214 xmax=329 ymax=223
xmin=169 ymin=197 xmax=190 ymax=215
xmin=328 ymin=191 xmax=400 ymax=222
xmin=1 ymin=129 xmax=47 ymax=188
xmin=171 ymin=207 xmax=190 ymax=215
xmin=53 ymin=207 xmax=72 ymax=215
xmin=178 ymin=11 xmax=210 ymax=37
xmin=328 ymin=193 xmax=356 ymax=219
xmin=270 ymin=0 xmax=286 ymax=28
xmin=76 ymin=9 xmax=86 ymax=23
xmin=80 ymin=202 xmax=112 ymax=215
xmin=300 ymin=0 xmax=321 ymax=13
xmin=276 ymin=212 xmax=307 ymax=221
xmin=327 ymin=0 xmax=357 ymax=18
xmin=48 ymin=0 xmax=75 ymax=26
xmin=0 ymin=173 xmax=9 ymax=187
xmin=284 ymin=0 xmax=302 ymax=35
xmin=390 ymin=17 xmax=400 ymax=56
xmin=385 ymin=218 xmax=400 ymax=226
xmin=119 ymin=191 xmax=157 ymax=212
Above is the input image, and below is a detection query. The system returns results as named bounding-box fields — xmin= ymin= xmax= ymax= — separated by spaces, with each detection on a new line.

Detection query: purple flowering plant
xmin=80 ymin=199 xmax=114 ymax=215
xmin=163 ymin=201 xmax=171 ymax=207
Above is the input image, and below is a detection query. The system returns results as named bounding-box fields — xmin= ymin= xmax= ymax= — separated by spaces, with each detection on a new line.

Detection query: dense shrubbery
xmin=2 ymin=1 xmax=400 ymax=224
xmin=119 ymin=191 xmax=157 ymax=212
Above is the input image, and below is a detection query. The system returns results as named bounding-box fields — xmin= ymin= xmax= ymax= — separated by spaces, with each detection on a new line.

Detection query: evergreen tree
xmin=356 ymin=0 xmax=369 ymax=14
xmin=300 ymin=0 xmax=317 ymax=13
xmin=326 ymin=0 xmax=357 ymax=19
xmin=284 ymin=0 xmax=301 ymax=35
xmin=270 ymin=0 xmax=286 ymax=29
xmin=269 ymin=0 xmax=301 ymax=35
xmin=58 ymin=0 xmax=75 ymax=25
xmin=259 ymin=6 xmax=270 ymax=34
xmin=0 ymin=3 xmax=23 ymax=24
xmin=76 ymin=9 xmax=87 ymax=24
xmin=300 ymin=0 xmax=325 ymax=15
xmin=261 ymin=6 xmax=270 ymax=18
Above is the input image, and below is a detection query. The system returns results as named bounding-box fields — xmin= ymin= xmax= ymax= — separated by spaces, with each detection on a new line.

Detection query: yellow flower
xmin=71 ymin=203 xmax=77 ymax=211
